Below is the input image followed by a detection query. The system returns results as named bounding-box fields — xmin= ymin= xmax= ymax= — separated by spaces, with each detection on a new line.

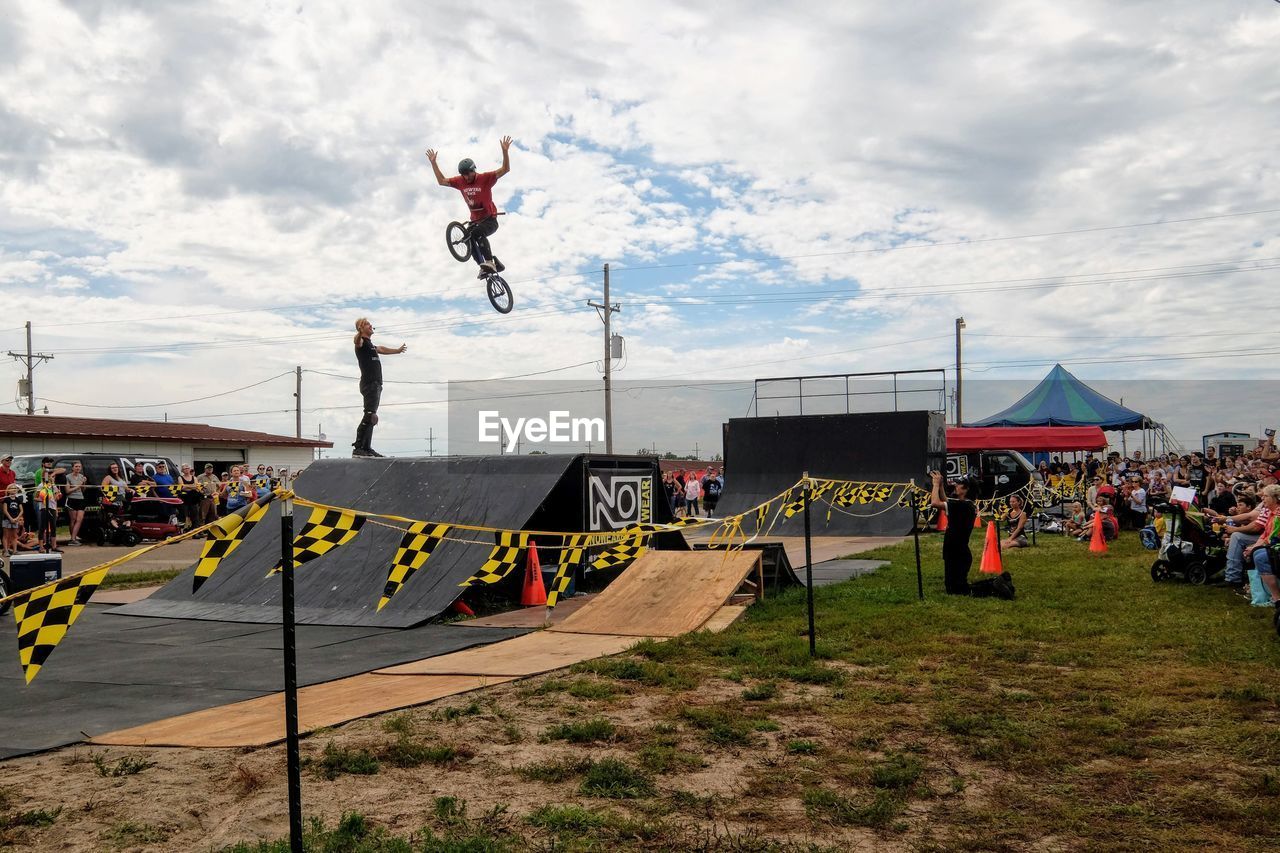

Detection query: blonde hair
xmin=354 ymin=317 xmax=368 ymax=331
xmin=5 ymin=483 xmax=20 ymax=496
xmin=1262 ymin=484 xmax=1280 ymax=502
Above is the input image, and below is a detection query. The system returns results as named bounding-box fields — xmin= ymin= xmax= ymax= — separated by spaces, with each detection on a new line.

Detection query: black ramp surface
xmin=0 ymin=603 xmax=525 ymax=758
xmin=719 ymin=411 xmax=945 ymax=536
xmin=117 ymin=455 xmax=579 ymax=627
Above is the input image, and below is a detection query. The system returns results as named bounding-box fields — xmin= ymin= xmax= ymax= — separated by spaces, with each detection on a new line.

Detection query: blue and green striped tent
xmin=969 ymin=364 xmax=1150 ymax=430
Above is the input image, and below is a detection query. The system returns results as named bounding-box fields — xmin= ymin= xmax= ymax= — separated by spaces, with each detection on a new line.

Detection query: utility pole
xmin=693 ymin=442 xmax=700 ymax=459
xmin=954 ymin=317 xmax=966 ymax=426
xmin=294 ymin=366 xmax=302 ymax=438
xmin=427 ymin=428 xmax=435 ymax=457
xmin=587 ymin=264 xmax=620 ymax=454
xmin=7 ymin=322 xmax=53 ymax=415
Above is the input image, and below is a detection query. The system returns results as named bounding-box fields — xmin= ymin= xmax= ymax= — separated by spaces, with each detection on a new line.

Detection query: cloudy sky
xmin=1 ymin=0 xmax=1278 ymax=457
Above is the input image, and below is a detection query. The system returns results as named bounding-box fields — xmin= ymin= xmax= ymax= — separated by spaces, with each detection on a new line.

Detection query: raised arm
xmin=375 ymin=343 xmax=407 ymax=355
xmin=929 ymin=471 xmax=947 ymax=511
xmin=425 ymin=149 xmax=449 ymax=187
xmin=495 ymin=136 xmax=512 ymax=178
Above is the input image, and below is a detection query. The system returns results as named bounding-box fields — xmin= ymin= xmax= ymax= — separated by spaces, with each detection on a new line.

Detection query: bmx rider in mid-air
xmin=426 ymin=136 xmax=512 ymax=278
xmin=352 ymin=317 xmax=407 ymax=458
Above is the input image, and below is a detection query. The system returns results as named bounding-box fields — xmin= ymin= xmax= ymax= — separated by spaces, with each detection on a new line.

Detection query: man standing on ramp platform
xmin=352 ymin=318 xmax=407 ymax=458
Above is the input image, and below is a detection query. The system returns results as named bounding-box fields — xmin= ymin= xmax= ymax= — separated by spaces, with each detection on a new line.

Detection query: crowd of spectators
xmin=0 ymin=454 xmax=301 ymax=554
xmin=1037 ymin=439 xmax=1280 ymax=607
xmin=663 ymin=467 xmax=724 ymax=519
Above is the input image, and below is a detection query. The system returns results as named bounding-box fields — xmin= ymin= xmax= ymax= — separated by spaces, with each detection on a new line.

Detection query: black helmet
xmin=458 ymin=158 xmax=476 ymax=174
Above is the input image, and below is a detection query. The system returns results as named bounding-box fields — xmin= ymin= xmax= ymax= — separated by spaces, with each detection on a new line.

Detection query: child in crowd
xmin=2 ymin=483 xmax=22 ymax=556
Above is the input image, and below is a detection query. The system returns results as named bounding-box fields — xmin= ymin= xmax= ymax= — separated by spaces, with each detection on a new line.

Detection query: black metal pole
xmin=912 ymin=504 xmax=924 ymax=601
xmin=803 ymin=473 xmax=815 ymax=657
xmin=279 ymin=498 xmax=303 ymax=853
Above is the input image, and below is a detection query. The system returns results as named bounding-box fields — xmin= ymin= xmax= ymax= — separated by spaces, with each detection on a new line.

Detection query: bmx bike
xmin=445 ymin=214 xmax=513 ymax=314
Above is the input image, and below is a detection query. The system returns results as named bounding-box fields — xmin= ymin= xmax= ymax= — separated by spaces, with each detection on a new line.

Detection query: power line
xmin=604 ymin=206 xmax=1280 ymax=275
xmin=617 ymin=261 xmax=1280 ymax=308
xmin=304 ymin=359 xmax=598 ymax=385
xmin=42 ymin=304 xmax=593 ymax=356
xmin=967 ymin=344 xmax=1280 ymax=371
xmin=15 ymin=207 xmax=1279 ymax=332
xmin=41 ymin=371 xmax=295 ymax=410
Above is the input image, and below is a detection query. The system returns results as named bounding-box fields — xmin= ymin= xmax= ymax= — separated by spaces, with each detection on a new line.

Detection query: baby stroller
xmin=1150 ymin=501 xmax=1226 ymax=585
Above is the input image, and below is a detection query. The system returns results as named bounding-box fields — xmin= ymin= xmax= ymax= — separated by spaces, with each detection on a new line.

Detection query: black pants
xmin=943 ymin=545 xmax=972 ymax=595
xmin=354 ymin=381 xmax=382 ymax=452
xmin=468 ymin=216 xmax=499 ymax=264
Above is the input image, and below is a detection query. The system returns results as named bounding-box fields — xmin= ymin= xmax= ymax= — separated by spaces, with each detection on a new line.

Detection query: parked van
xmin=8 ymin=452 xmax=182 ymax=542
xmin=945 ymin=450 xmax=1036 ymax=500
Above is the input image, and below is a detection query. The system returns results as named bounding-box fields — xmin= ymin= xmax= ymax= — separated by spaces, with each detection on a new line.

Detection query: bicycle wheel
xmin=445 ymin=221 xmax=472 ymax=263
xmin=486 ymin=274 xmax=514 ymax=314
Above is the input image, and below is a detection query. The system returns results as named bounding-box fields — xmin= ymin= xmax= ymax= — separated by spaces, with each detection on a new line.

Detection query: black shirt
xmin=355 ymin=336 xmax=382 ymax=384
xmin=3 ymin=496 xmax=19 ymax=523
xmin=1188 ymin=465 xmax=1207 ymax=491
xmin=943 ymin=498 xmax=977 ymax=549
xmin=1208 ymin=489 xmax=1236 ymax=515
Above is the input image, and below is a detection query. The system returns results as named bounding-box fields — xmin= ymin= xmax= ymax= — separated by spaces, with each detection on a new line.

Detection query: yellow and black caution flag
xmin=460 ymin=531 xmax=531 ymax=587
xmin=193 ymin=497 xmax=273 ymax=592
xmin=546 ymin=533 xmax=588 ymax=608
xmin=754 ymin=500 xmax=770 ymax=531
xmin=134 ymin=483 xmax=151 ymax=498
xmin=591 ymin=527 xmax=649 ymax=571
xmin=101 ymin=484 xmax=119 ymax=503
xmin=14 ymin=566 xmax=109 ymax=684
xmin=708 ymin=513 xmax=746 ymax=549
xmin=270 ymin=506 xmax=365 ymax=575
xmin=781 ymin=486 xmax=806 ymax=518
xmin=379 ymin=522 xmax=451 ymax=611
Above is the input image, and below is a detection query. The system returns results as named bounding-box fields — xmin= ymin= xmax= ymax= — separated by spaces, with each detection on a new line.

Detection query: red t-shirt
xmin=0 ymin=467 xmax=14 ymax=491
xmin=446 ymin=171 xmax=499 ymax=222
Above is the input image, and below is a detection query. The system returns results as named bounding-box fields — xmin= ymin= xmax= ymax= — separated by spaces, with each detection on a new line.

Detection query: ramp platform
xmin=116 ymin=454 xmax=678 ymax=628
xmin=717 ymin=411 xmax=944 ymax=536
xmin=91 ymin=551 xmax=762 ymax=749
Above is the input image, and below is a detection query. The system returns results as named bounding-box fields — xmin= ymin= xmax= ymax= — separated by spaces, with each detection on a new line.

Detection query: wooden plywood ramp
xmin=551 ymin=550 xmax=761 ymax=638
xmin=91 ymin=551 xmax=761 ymax=749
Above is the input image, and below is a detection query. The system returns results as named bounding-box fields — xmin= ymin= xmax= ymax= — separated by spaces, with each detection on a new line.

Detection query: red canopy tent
xmin=946 ymin=426 xmax=1106 ymax=453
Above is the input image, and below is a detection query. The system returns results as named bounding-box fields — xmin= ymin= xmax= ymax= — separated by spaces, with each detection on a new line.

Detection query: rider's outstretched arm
xmin=425 ymin=149 xmax=450 ymax=187
xmin=495 ymin=136 xmax=512 ymax=179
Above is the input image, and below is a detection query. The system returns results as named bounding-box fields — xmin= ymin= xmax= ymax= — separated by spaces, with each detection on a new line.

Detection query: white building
xmin=0 ymin=414 xmax=332 ymax=472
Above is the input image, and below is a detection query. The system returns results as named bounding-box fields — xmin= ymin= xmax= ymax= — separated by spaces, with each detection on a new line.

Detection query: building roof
xmin=0 ymin=414 xmax=332 ymax=448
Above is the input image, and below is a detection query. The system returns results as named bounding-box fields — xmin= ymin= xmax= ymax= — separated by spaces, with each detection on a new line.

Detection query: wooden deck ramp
xmin=91 ymin=550 xmax=762 ymax=749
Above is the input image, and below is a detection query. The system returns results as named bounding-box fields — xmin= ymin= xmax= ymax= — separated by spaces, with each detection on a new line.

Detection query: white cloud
xmin=0 ymin=0 xmax=1276 ymax=453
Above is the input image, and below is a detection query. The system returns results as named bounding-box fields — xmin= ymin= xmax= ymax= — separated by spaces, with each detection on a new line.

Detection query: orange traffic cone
xmin=451 ymin=599 xmax=475 ymax=616
xmin=979 ymin=521 xmax=1003 ymax=574
xmin=936 ymin=510 xmax=948 ymax=531
xmin=974 ymin=512 xmax=983 ymax=528
xmin=521 ymin=540 xmax=548 ymax=606
xmin=1089 ymin=512 xmax=1109 ymax=554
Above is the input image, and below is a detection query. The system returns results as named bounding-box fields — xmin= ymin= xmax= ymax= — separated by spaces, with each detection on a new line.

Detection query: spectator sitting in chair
xmin=1243 ymin=495 xmax=1280 ymax=607
xmin=1207 ymin=486 xmax=1275 ymax=590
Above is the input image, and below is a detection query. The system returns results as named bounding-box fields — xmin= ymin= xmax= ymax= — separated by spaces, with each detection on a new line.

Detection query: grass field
xmin=4 ymin=533 xmax=1280 ymax=851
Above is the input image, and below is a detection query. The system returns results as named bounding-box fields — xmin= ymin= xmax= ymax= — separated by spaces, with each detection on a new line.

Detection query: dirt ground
xmin=0 ymin=663 xmax=985 ymax=851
